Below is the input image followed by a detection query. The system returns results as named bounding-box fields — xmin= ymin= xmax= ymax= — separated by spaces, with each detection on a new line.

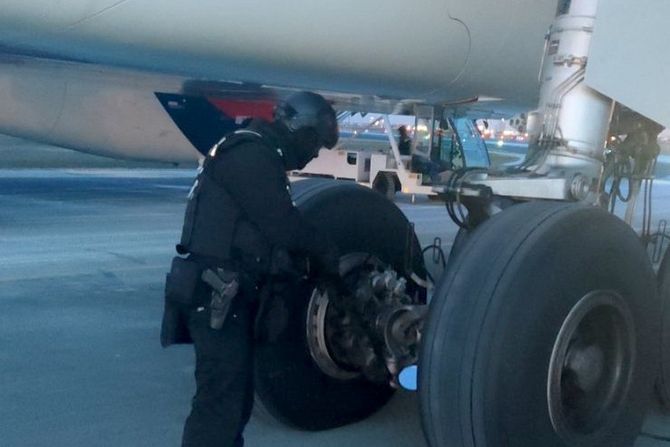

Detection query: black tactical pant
xmin=181 ymin=289 xmax=258 ymax=447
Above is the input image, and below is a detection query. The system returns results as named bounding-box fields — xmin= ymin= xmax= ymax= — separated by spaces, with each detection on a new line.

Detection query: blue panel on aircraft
xmin=155 ymin=92 xmax=240 ymax=155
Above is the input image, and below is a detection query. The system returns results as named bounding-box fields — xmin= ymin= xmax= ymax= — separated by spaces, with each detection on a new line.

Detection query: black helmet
xmin=274 ymin=91 xmax=338 ymax=149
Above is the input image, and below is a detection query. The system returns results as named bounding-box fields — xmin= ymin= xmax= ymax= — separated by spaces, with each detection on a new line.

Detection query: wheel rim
xmin=305 ymin=286 xmax=361 ymax=380
xmin=305 ymin=253 xmax=381 ymax=381
xmin=547 ymin=290 xmax=636 ymax=443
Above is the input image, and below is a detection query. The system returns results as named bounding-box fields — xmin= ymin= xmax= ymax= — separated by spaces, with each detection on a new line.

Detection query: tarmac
xmin=1 ymin=135 xmax=670 ymax=446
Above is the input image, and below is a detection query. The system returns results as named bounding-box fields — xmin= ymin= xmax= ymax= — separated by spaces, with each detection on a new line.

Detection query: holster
xmin=160 ymin=256 xmax=202 ymax=347
xmin=201 ymin=268 xmax=240 ymax=330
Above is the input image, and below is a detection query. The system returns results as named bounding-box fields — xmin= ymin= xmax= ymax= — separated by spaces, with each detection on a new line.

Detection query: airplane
xmin=1 ymin=1 xmax=669 ymax=446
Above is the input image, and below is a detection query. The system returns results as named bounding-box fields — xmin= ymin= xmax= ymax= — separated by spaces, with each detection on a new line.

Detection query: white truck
xmin=293 ymin=112 xmax=491 ymax=199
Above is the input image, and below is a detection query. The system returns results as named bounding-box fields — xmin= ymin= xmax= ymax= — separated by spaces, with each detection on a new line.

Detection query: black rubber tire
xmin=254 ymin=178 xmax=425 ymax=430
xmin=372 ymin=172 xmax=396 ymax=200
xmin=447 ymin=227 xmax=470 ymax=264
xmin=419 ymin=201 xmax=659 ymax=447
xmin=656 ymin=248 xmax=670 ymax=409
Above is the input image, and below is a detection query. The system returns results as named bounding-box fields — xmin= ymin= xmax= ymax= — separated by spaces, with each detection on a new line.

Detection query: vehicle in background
xmin=294 ymin=111 xmax=490 ymax=199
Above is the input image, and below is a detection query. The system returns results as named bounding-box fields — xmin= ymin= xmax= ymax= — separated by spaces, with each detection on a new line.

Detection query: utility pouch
xmin=161 ymin=256 xmax=201 ymax=347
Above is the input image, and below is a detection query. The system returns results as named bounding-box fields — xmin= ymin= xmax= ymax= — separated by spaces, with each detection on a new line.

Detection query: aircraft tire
xmin=254 ymin=179 xmax=425 ymax=430
xmin=655 ymin=247 xmax=670 ymax=409
xmin=419 ymin=200 xmax=658 ymax=447
xmin=447 ymin=227 xmax=470 ymax=264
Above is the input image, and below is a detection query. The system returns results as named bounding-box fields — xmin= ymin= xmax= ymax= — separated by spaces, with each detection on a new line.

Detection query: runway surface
xmin=2 ymin=164 xmax=670 ymax=446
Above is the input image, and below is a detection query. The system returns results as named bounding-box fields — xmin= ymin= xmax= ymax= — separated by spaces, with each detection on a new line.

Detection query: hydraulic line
xmin=420 ymin=238 xmax=447 ymax=284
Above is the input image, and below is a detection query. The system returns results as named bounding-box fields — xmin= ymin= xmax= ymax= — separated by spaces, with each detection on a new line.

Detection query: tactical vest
xmin=177 ymin=130 xmax=281 ymax=268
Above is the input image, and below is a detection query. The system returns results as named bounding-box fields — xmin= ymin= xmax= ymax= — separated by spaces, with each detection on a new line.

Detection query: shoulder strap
xmin=207 ymin=129 xmax=284 ymax=161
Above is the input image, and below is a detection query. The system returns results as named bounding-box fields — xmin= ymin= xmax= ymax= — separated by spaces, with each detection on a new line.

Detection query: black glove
xmin=270 ymin=247 xmax=303 ymax=278
xmin=311 ymin=237 xmax=340 ymax=279
xmin=318 ymin=275 xmax=352 ymax=301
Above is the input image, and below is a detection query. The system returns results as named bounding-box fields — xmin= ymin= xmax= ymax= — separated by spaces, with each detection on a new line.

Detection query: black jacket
xmin=179 ymin=120 xmax=328 ymax=272
xmin=163 ymin=120 xmax=335 ymax=347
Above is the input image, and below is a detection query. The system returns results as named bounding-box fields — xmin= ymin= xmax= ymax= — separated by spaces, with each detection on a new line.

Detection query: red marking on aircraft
xmin=208 ymin=99 xmax=275 ymax=122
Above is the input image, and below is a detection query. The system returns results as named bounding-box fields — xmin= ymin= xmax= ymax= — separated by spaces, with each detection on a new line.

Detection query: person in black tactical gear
xmin=161 ymin=91 xmax=340 ymax=447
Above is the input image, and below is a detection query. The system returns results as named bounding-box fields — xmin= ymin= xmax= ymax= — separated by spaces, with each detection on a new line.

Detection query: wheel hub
xmin=547 ymin=290 xmax=636 ymax=443
xmin=305 ymin=253 xmax=424 ymax=384
xmin=565 ymin=342 xmax=605 ymax=393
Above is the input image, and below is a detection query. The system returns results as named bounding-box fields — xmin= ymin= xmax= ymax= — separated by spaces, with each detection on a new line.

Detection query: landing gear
xmin=420 ymin=201 xmax=659 ymax=446
xmin=305 ymin=253 xmax=423 ymax=385
xmin=254 ymin=179 xmax=425 ymax=430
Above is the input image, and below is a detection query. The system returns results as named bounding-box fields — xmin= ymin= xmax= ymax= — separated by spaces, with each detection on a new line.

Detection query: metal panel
xmin=0 ymin=57 xmax=198 ymax=162
xmin=586 ymin=0 xmax=670 ymax=128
